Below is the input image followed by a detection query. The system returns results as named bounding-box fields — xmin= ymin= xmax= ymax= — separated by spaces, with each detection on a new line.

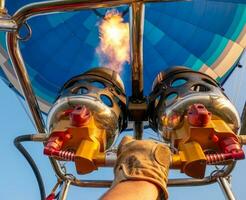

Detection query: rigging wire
xmin=14 ymin=135 xmax=46 ymax=200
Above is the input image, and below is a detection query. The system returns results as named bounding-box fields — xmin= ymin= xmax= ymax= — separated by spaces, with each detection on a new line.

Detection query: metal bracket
xmin=0 ymin=0 xmax=17 ymax=32
xmin=128 ymin=97 xmax=148 ymax=121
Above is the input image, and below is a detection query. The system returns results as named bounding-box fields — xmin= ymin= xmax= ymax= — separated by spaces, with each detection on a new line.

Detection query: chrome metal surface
xmin=16 ymin=22 xmax=32 ymax=41
xmin=217 ymin=177 xmax=236 ymax=200
xmin=0 ymin=1 xmax=17 ymax=32
xmin=130 ymin=2 xmax=144 ymax=99
xmin=7 ymin=31 xmax=66 ymax=182
xmin=0 ymin=0 xmax=17 ymax=31
xmin=161 ymin=92 xmax=240 ymax=138
xmin=47 ymin=95 xmax=122 ymax=149
xmin=168 ymin=161 xmax=236 ymax=187
xmin=60 ymin=67 xmax=128 ymax=133
xmin=91 ymin=151 xmax=237 ymax=187
xmin=149 ymin=67 xmax=240 ymax=140
xmin=7 ymin=32 xmax=46 ymax=133
xmin=67 ymin=161 xmax=235 ymax=188
xmin=81 ymin=67 xmax=125 ymax=92
xmin=70 ymin=179 xmax=112 ymax=188
xmin=0 ymin=0 xmax=5 ymax=10
xmin=48 ymin=67 xmax=127 ymax=149
xmin=130 ymin=2 xmax=145 ymax=139
xmin=133 ymin=121 xmax=144 ymax=139
xmin=0 ymin=14 xmax=17 ymax=31
xmin=30 ymin=133 xmax=48 ymax=142
xmin=13 ymin=0 xmax=133 ymax=25
xmin=105 ymin=151 xmax=117 ymax=167
xmin=12 ymin=0 xmax=186 ymax=25
xmin=58 ymin=180 xmax=71 ymax=200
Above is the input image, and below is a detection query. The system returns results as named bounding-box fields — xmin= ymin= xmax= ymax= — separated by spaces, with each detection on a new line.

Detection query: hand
xmin=113 ymin=136 xmax=171 ymax=199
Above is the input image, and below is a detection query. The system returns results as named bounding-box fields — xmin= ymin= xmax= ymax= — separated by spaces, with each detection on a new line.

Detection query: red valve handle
xmin=187 ymin=104 xmax=211 ymax=127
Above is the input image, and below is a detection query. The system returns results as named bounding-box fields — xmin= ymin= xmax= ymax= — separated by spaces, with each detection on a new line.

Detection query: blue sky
xmin=0 ymin=52 xmax=246 ymax=199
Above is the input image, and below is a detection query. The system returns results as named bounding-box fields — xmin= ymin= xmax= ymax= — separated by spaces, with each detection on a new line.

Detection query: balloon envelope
xmin=0 ymin=0 xmax=245 ymax=113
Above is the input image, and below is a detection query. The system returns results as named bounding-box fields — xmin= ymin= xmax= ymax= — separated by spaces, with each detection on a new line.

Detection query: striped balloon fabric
xmin=0 ymin=0 xmax=245 ymax=113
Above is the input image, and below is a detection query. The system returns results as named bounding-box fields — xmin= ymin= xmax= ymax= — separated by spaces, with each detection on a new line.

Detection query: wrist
xmin=101 ymin=180 xmax=161 ymax=200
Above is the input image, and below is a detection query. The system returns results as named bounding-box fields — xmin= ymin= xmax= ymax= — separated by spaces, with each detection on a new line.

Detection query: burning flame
xmin=96 ymin=10 xmax=130 ymax=73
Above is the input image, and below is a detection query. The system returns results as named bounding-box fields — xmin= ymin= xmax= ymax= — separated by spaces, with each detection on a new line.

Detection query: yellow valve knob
xmin=171 ymin=141 xmax=206 ymax=179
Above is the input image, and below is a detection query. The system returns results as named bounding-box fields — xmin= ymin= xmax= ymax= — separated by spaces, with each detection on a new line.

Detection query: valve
xmin=44 ymin=67 xmax=127 ymax=174
xmin=149 ymin=67 xmax=243 ymax=179
xmin=44 ymin=105 xmax=106 ymax=174
xmin=187 ymin=104 xmax=211 ymax=127
xmin=44 ymin=132 xmax=71 ymax=154
xmin=170 ymin=104 xmax=245 ymax=178
xmin=69 ymin=105 xmax=91 ymax=127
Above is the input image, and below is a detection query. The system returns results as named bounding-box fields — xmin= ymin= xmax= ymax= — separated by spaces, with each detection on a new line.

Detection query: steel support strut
xmin=7 ymin=32 xmax=46 ymax=133
xmin=217 ymin=177 xmax=236 ymax=200
xmin=7 ymin=30 xmax=68 ymax=184
xmin=130 ymin=2 xmax=144 ymax=99
xmin=130 ymin=2 xmax=145 ymax=139
xmin=0 ymin=0 xmax=5 ymax=11
xmin=58 ymin=180 xmax=71 ymax=200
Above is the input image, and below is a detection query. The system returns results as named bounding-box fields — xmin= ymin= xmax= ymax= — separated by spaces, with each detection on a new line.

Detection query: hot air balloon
xmin=0 ymin=0 xmax=245 ymax=199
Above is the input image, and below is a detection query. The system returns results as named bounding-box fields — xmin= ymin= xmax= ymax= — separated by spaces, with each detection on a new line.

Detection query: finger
xmin=120 ymin=136 xmax=135 ymax=145
xmin=117 ymin=136 xmax=135 ymax=155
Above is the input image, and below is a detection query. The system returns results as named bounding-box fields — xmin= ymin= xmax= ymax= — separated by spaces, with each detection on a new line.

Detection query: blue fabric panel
xmin=0 ymin=0 xmax=245 ymax=109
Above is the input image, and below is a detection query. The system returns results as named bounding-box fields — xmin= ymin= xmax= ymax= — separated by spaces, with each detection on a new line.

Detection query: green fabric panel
xmin=206 ymin=37 xmax=228 ymax=66
xmin=226 ymin=5 xmax=246 ymax=42
xmin=184 ymin=55 xmax=204 ymax=71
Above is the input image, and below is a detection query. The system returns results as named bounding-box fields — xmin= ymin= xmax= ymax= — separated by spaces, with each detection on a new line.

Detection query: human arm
xmin=100 ymin=180 xmax=160 ymax=200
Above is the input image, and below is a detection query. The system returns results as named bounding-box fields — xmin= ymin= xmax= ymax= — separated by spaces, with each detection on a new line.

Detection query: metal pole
xmin=134 ymin=121 xmax=144 ymax=140
xmin=7 ymin=32 xmax=65 ymax=182
xmin=217 ymin=177 xmax=236 ymax=200
xmin=130 ymin=2 xmax=145 ymax=139
xmin=0 ymin=0 xmax=5 ymax=11
xmin=0 ymin=0 xmax=17 ymax=32
xmin=130 ymin=2 xmax=144 ymax=99
xmin=7 ymin=32 xmax=46 ymax=133
xmin=12 ymin=0 xmax=133 ymax=25
xmin=58 ymin=180 xmax=71 ymax=200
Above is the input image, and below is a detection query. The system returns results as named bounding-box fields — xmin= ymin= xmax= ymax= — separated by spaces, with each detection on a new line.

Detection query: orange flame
xmin=96 ymin=10 xmax=130 ymax=73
